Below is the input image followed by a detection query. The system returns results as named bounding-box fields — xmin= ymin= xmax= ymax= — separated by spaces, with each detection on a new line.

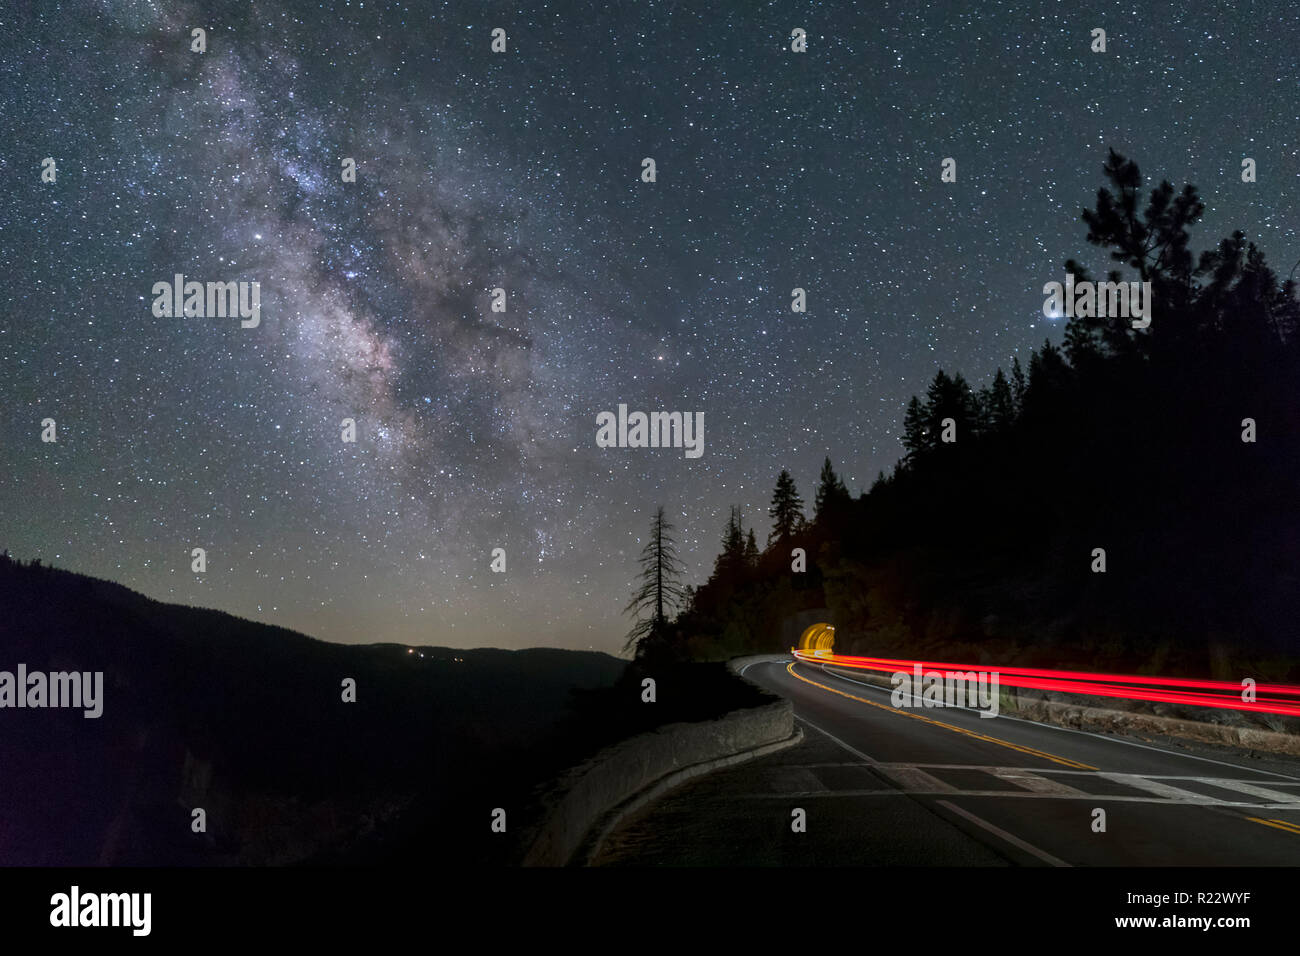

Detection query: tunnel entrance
xmin=796 ymin=621 xmax=835 ymax=657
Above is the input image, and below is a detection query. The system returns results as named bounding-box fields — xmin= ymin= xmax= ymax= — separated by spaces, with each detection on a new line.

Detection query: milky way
xmin=1 ymin=0 xmax=1296 ymax=649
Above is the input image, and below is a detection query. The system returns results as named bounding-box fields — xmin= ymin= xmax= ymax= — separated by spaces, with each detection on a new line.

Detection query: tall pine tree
xmin=712 ymin=506 xmax=747 ymax=582
xmin=902 ymin=395 xmax=928 ymax=462
xmin=624 ymin=506 xmax=686 ymax=655
xmin=988 ymin=367 xmax=1016 ymax=431
xmin=1010 ymin=356 xmax=1027 ymax=411
xmin=768 ymin=469 xmax=805 ymax=546
xmin=814 ymin=457 xmax=851 ymax=520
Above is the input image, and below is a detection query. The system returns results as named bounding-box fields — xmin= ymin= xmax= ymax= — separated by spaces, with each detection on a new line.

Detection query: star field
xmin=1 ymin=0 xmax=1296 ymax=650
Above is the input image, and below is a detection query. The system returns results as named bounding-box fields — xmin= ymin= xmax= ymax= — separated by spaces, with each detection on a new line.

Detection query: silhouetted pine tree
xmin=988 ymin=368 xmax=1016 ymax=431
xmin=902 ymin=396 xmax=927 ymax=462
xmin=922 ymin=370 xmax=977 ymax=446
xmin=814 ymin=457 xmax=851 ymax=520
xmin=767 ymin=469 xmax=805 ymax=546
xmin=1010 ymin=356 xmax=1027 ymax=411
xmin=712 ymin=506 xmax=748 ymax=583
xmin=624 ymin=506 xmax=686 ymax=657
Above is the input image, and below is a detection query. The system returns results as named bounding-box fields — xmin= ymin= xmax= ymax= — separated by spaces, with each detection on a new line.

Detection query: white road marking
xmin=1097 ymin=773 xmax=1215 ymax=803
xmin=730 ymin=790 xmax=1300 ymax=808
xmin=1201 ymin=778 xmax=1300 ymax=804
xmin=794 ymin=714 xmax=881 ymax=766
xmin=992 ymin=771 xmax=1086 ymax=795
xmin=935 ymin=799 xmax=1071 ymax=867
xmin=737 ymin=759 xmax=1300 ymax=808
xmin=879 ymin=766 xmax=958 ymax=793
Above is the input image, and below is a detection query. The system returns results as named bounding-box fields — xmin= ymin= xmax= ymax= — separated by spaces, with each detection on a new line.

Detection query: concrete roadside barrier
xmin=523 ymin=656 xmax=799 ymax=866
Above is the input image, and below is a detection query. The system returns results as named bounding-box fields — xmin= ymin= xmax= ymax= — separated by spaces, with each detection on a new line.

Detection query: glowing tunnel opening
xmin=797 ymin=622 xmax=836 ymax=658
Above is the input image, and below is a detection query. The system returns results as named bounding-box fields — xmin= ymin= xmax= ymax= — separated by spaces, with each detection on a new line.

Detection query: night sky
xmin=1 ymin=0 xmax=1295 ymax=651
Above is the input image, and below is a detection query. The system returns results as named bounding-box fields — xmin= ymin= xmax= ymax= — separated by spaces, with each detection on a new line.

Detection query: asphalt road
xmin=594 ymin=657 xmax=1300 ymax=865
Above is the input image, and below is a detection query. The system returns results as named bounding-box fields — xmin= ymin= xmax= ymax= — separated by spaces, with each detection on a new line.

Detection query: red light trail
xmin=790 ymin=650 xmax=1300 ymax=717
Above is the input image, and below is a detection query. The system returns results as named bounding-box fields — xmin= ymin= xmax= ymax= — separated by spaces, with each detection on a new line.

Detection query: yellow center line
xmin=1246 ymin=817 xmax=1300 ymax=835
xmin=785 ymin=661 xmax=1096 ymax=770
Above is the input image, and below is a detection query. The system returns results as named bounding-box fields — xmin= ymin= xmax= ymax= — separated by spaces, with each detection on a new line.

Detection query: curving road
xmin=594 ymin=657 xmax=1300 ymax=865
